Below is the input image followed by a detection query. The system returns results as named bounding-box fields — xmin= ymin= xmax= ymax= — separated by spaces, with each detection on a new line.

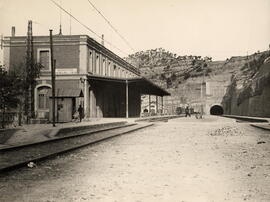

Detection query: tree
xmin=0 ymin=60 xmax=42 ymax=128
xmin=0 ymin=67 xmax=21 ymax=128
xmin=10 ymin=62 xmax=42 ymax=122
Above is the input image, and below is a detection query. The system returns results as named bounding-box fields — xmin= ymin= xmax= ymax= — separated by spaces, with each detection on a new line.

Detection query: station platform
xmin=0 ymin=115 xmax=181 ymax=150
xmin=0 ymin=118 xmax=128 ymax=149
xmin=223 ymin=115 xmax=270 ymax=123
xmin=222 ymin=115 xmax=270 ymax=131
xmin=250 ymin=123 xmax=270 ymax=131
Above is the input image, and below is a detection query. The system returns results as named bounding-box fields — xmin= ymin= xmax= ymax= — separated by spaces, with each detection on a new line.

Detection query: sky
xmin=0 ymin=0 xmax=269 ymax=62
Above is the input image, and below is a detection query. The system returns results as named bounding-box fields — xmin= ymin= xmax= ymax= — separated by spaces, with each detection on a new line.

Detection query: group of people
xmin=73 ymin=104 xmax=202 ymax=122
xmin=185 ymin=106 xmax=203 ymax=119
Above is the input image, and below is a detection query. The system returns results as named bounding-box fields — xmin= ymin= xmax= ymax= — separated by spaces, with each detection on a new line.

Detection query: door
xmin=56 ymin=98 xmax=73 ymax=122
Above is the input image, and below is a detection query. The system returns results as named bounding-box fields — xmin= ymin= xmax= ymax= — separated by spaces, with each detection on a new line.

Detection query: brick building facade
xmin=3 ymin=34 xmax=169 ymax=122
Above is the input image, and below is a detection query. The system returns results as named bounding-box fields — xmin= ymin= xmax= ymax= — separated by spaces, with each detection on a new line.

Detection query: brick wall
xmin=55 ymin=80 xmax=80 ymax=90
xmin=9 ymin=46 xmax=26 ymax=70
xmin=8 ymin=37 xmax=80 ymax=72
xmin=54 ymin=45 xmax=79 ymax=69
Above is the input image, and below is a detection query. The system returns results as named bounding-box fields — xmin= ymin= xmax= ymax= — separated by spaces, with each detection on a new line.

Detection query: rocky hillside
xmin=125 ymin=48 xmax=270 ymax=115
xmin=125 ymin=48 xmax=213 ymax=89
xmin=125 ymin=49 xmax=250 ymax=98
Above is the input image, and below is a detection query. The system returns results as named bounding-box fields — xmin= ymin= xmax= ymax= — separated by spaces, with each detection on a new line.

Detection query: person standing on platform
xmin=185 ymin=106 xmax=191 ymax=117
xmin=78 ymin=105 xmax=83 ymax=122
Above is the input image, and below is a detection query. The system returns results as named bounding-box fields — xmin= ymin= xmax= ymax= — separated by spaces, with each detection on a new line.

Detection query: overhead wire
xmin=85 ymin=0 xmax=135 ymax=52
xmin=50 ymin=0 xmax=129 ymax=55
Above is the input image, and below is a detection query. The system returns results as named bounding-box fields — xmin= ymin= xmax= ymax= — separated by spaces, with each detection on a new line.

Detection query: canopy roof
xmin=49 ymin=89 xmax=84 ymax=98
xmin=87 ymin=75 xmax=170 ymax=96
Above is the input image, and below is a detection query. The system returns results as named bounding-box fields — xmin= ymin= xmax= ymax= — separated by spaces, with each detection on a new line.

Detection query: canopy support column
xmin=126 ymin=80 xmax=129 ymax=118
xmin=161 ymin=96 xmax=164 ymax=115
xmin=156 ymin=96 xmax=158 ymax=114
xmin=149 ymin=95 xmax=151 ymax=113
xmin=84 ymin=79 xmax=89 ymax=118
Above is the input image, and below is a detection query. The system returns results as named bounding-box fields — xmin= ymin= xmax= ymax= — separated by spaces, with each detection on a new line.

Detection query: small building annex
xmin=3 ymin=33 xmax=170 ymax=122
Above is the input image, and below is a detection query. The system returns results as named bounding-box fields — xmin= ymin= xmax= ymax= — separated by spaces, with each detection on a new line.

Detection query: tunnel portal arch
xmin=210 ymin=105 xmax=224 ymax=115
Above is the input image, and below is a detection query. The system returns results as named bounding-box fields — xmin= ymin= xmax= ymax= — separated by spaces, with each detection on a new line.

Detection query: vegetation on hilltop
xmin=125 ymin=48 xmax=212 ymax=89
xmin=127 ymin=48 xmax=270 ymax=113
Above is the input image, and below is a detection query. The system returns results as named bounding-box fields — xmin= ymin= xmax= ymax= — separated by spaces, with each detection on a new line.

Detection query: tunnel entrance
xmin=210 ymin=105 xmax=224 ymax=115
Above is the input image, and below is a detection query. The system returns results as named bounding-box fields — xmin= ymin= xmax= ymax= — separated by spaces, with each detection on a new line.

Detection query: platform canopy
xmin=87 ymin=75 xmax=170 ymax=96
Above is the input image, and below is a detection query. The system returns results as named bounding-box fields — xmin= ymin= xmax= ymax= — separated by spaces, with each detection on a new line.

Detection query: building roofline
xmin=84 ymin=35 xmax=140 ymax=75
xmin=3 ymin=34 xmax=140 ymax=75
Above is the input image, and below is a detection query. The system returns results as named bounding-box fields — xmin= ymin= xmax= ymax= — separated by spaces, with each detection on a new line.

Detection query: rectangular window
xmin=92 ymin=50 xmax=96 ymax=73
xmin=39 ymin=50 xmax=50 ymax=70
xmin=103 ymin=58 xmax=106 ymax=76
xmin=38 ymin=94 xmax=49 ymax=109
xmin=113 ymin=65 xmax=116 ymax=77
xmin=99 ymin=55 xmax=103 ymax=75
xmin=96 ymin=54 xmax=100 ymax=74
xmin=38 ymin=88 xmax=50 ymax=109
xmin=107 ymin=61 xmax=111 ymax=76
xmin=88 ymin=51 xmax=93 ymax=73
xmin=38 ymin=94 xmax=45 ymax=109
xmin=118 ymin=67 xmax=121 ymax=77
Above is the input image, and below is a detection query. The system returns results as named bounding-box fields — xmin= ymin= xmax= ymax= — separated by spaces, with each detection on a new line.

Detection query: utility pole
xmin=50 ymin=30 xmax=56 ymax=127
xmin=69 ymin=9 xmax=72 ymax=35
xmin=25 ymin=20 xmax=34 ymax=123
xmin=30 ymin=21 xmax=34 ymax=119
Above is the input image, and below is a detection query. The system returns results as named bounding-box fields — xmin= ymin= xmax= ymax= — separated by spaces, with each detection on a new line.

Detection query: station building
xmin=3 ymin=34 xmax=170 ymax=122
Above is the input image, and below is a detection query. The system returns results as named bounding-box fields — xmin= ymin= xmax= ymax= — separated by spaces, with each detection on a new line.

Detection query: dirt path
xmin=0 ymin=116 xmax=269 ymax=202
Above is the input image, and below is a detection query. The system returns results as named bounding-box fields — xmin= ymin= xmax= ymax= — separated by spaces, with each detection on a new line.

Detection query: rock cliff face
xmin=125 ymin=49 xmax=270 ymax=117
xmin=222 ymin=52 xmax=270 ymax=117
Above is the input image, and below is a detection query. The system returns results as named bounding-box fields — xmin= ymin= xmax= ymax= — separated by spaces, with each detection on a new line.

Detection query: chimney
xmin=59 ymin=24 xmax=62 ymax=35
xmin=11 ymin=26 xmax=15 ymax=37
xmin=101 ymin=34 xmax=104 ymax=46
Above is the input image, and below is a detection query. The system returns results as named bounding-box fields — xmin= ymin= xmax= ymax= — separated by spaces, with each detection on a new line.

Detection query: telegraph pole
xmin=50 ymin=30 xmax=56 ymax=127
xmin=29 ymin=21 xmax=35 ymax=119
xmin=25 ymin=21 xmax=34 ymax=123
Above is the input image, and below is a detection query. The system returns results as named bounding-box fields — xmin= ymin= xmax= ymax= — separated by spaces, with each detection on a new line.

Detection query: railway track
xmin=0 ymin=122 xmax=153 ymax=172
xmin=135 ymin=115 xmax=183 ymax=122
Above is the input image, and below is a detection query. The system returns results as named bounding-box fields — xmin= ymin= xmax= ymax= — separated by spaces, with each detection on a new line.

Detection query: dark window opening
xmin=39 ymin=50 xmax=50 ymax=70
